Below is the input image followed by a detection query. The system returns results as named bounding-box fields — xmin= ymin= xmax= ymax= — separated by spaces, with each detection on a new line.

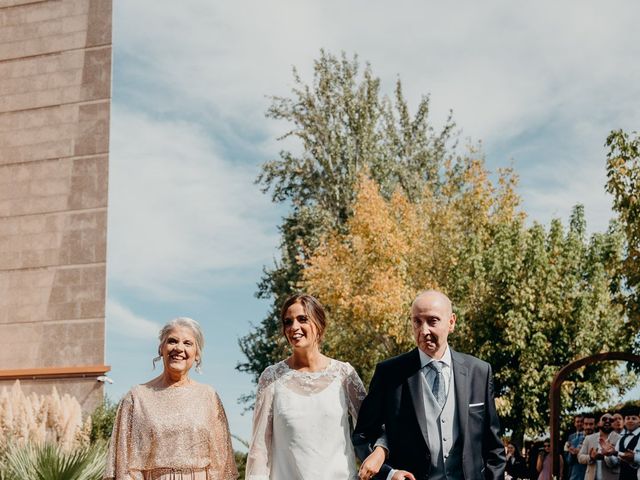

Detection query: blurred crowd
xmin=504 ymin=408 xmax=640 ymax=480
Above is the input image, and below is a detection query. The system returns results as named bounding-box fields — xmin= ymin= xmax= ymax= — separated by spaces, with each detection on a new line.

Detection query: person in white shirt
xmin=602 ymin=410 xmax=640 ymax=480
xmin=578 ymin=413 xmax=620 ymax=480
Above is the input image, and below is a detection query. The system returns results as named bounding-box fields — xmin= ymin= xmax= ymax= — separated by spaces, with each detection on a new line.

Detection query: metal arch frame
xmin=550 ymin=351 xmax=640 ymax=477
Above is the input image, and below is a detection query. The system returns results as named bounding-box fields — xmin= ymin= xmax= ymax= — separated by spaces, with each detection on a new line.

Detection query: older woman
xmin=104 ymin=317 xmax=237 ymax=480
xmin=245 ymin=294 xmax=372 ymax=480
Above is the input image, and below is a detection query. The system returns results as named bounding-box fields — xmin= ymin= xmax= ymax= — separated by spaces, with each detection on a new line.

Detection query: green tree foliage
xmin=301 ymin=163 xmax=521 ymax=384
xmin=238 ymin=50 xmax=636 ymax=443
xmin=238 ymin=50 xmax=456 ymax=389
xmin=0 ymin=441 xmax=107 ymax=480
xmin=89 ymin=398 xmax=118 ymax=443
xmin=235 ymin=451 xmax=247 ymax=479
xmin=231 ymin=434 xmax=248 ymax=478
xmin=452 ymin=206 xmax=633 ymax=443
xmin=302 ymin=172 xmax=633 ymax=443
xmin=606 ymin=129 xmax=640 ymax=352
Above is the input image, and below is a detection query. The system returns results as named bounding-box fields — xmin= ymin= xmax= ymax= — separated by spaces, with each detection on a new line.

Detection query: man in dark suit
xmin=353 ymin=290 xmax=506 ymax=480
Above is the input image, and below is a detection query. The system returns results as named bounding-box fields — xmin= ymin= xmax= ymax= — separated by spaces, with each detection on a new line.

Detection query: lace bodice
xmin=104 ymin=383 xmax=237 ymax=480
xmin=245 ymin=359 xmax=366 ymax=480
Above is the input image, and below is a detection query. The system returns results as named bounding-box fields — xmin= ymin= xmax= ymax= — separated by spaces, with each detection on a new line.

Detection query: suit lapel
xmin=452 ymin=349 xmax=469 ymax=441
xmin=406 ymin=348 xmax=430 ymax=445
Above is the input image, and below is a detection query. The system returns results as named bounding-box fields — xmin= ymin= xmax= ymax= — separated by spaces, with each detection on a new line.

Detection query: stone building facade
xmin=0 ymin=0 xmax=111 ymax=411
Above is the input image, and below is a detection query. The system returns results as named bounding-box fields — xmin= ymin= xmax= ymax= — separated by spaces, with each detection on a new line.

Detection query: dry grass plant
xmin=0 ymin=381 xmax=91 ymax=452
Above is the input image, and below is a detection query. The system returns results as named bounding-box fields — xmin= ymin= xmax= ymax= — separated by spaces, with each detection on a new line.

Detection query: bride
xmin=245 ymin=294 xmax=376 ymax=479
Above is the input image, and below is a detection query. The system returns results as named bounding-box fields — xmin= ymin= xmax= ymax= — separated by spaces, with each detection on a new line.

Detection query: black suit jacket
xmin=352 ymin=348 xmax=506 ymax=480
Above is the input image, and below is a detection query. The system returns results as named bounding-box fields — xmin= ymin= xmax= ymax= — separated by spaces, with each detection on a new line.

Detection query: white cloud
xmin=107 ymin=106 xmax=279 ymax=298
xmin=106 ymin=0 xmax=640 ymax=297
xmin=112 ymin=1 xmax=640 ymax=134
xmin=106 ymin=299 xmax=161 ymax=340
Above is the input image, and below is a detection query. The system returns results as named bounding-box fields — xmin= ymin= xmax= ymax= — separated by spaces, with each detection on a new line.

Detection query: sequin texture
xmin=104 ymin=383 xmax=238 ymax=480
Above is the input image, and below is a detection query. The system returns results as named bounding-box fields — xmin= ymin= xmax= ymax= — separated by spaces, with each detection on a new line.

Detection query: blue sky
xmin=104 ymin=1 xmax=640 ymax=447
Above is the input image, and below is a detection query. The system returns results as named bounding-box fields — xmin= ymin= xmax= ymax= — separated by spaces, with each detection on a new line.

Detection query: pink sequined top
xmin=104 ymin=382 xmax=237 ymax=480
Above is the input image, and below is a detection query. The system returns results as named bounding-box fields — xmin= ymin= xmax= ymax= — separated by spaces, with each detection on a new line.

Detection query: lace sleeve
xmin=245 ymin=367 xmax=277 ymax=480
xmin=343 ymin=362 xmax=367 ymax=426
xmin=103 ymin=391 xmax=135 ymax=480
xmin=209 ymin=391 xmax=239 ymax=479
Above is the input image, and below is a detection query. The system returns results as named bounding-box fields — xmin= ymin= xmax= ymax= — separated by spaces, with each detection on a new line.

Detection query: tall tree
xmin=237 ymin=51 xmax=456 ymax=390
xmin=302 ymin=174 xmax=633 ymax=443
xmin=454 ymin=206 xmax=631 ymax=443
xmin=606 ymin=129 xmax=640 ymax=353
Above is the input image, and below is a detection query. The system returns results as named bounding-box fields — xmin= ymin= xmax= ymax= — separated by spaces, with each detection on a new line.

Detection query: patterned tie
xmin=427 ymin=361 xmax=446 ymax=407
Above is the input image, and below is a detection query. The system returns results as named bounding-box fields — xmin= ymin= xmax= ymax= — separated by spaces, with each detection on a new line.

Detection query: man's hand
xmin=619 ymin=450 xmax=635 ymax=464
xmin=359 ymin=447 xmax=386 ymax=480
xmin=391 ymin=471 xmax=416 ymax=480
xmin=599 ymin=439 xmax=616 ymax=456
xmin=589 ymin=448 xmax=601 ymax=461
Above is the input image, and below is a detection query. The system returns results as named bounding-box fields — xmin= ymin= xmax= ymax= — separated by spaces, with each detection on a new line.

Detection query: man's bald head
xmin=411 ymin=289 xmax=456 ymax=358
xmin=412 ymin=290 xmax=453 ymax=316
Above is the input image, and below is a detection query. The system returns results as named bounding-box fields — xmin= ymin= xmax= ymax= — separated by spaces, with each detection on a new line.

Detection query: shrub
xmin=235 ymin=450 xmax=247 ymax=479
xmin=89 ymin=398 xmax=117 ymax=443
xmin=0 ymin=441 xmax=107 ymax=480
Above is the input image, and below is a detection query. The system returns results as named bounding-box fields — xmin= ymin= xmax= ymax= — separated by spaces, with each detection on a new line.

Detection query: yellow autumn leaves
xmin=300 ymin=155 xmax=521 ymax=383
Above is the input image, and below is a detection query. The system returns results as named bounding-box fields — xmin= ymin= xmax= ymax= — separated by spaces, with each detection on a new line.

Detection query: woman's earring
xmin=152 ymin=355 xmax=162 ymax=370
xmin=195 ymin=359 xmax=202 ymax=374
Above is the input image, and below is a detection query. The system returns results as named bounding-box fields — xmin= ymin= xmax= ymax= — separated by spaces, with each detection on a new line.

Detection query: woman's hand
xmin=391 ymin=471 xmax=416 ymax=480
xmin=359 ymin=446 xmax=386 ymax=480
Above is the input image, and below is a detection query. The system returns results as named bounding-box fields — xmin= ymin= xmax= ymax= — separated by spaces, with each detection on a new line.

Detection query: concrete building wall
xmin=0 ymin=0 xmax=111 ymax=411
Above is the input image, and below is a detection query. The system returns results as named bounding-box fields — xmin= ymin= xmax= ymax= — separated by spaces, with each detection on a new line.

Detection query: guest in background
xmin=603 ymin=409 xmax=640 ymax=480
xmin=613 ymin=414 xmax=625 ymax=435
xmin=506 ymin=443 xmax=527 ymax=480
xmin=569 ymin=416 xmax=595 ymax=480
xmin=566 ymin=415 xmax=586 ymax=480
xmin=538 ymin=439 xmax=564 ymax=480
xmin=578 ymin=413 xmax=620 ymax=480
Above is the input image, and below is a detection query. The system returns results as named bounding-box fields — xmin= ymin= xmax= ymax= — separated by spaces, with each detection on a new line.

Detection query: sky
xmin=104 ymin=1 xmax=640 ymax=448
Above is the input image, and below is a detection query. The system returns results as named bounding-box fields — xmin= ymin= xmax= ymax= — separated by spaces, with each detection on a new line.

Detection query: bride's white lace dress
xmin=245 ymin=359 xmax=366 ymax=480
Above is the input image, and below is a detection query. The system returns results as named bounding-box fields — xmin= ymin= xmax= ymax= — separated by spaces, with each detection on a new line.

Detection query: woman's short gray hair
xmin=157 ymin=317 xmax=205 ymax=371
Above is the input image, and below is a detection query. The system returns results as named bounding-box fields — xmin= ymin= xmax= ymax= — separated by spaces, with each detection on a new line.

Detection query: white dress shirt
xmin=419 ymin=346 xmax=453 ymax=398
xmin=386 ymin=346 xmax=454 ymax=480
xmin=605 ymin=427 xmax=640 ymax=470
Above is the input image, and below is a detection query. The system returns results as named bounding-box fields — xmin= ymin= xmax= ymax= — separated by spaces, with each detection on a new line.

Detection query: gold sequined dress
xmin=104 ymin=383 xmax=238 ymax=480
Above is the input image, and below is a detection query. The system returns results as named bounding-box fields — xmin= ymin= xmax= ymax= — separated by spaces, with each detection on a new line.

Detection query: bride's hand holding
xmin=359 ymin=446 xmax=386 ymax=480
